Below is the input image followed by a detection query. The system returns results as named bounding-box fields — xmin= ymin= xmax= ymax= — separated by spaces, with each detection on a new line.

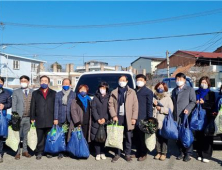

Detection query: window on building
xmin=13 ymin=60 xmax=20 ymax=70
xmin=57 ymin=80 xmax=62 ymax=85
xmin=31 ymin=63 xmax=38 ymax=72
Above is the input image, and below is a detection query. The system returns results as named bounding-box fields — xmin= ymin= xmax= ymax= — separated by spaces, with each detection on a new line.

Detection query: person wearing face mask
xmin=109 ymin=75 xmax=138 ymax=163
xmin=91 ymin=82 xmax=110 ymax=161
xmin=0 ymin=76 xmax=12 ymax=163
xmin=53 ymin=78 xmax=75 ymax=160
xmin=30 ymin=75 xmax=56 ymax=160
xmin=68 ymin=84 xmax=91 ymax=145
xmin=12 ymin=75 xmax=33 ymax=160
xmin=133 ymin=74 xmax=153 ymax=161
xmin=171 ymin=73 xmax=196 ymax=162
xmin=195 ymin=76 xmax=215 ymax=163
xmin=153 ymin=82 xmax=173 ymax=161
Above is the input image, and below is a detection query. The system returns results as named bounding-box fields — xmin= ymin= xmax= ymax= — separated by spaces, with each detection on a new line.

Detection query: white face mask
xmin=99 ymin=89 xmax=106 ymax=95
xmin=136 ymin=81 xmax=145 ymax=87
xmin=21 ymin=82 xmax=28 ymax=89
xmin=119 ymin=81 xmax=127 ymax=88
xmin=201 ymin=84 xmax=208 ymax=89
xmin=176 ymin=81 xmax=184 ymax=87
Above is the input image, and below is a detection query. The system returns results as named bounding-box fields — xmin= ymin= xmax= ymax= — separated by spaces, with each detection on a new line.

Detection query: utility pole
xmin=166 ymin=50 xmax=170 ymax=78
xmin=5 ymin=54 xmax=8 ymax=87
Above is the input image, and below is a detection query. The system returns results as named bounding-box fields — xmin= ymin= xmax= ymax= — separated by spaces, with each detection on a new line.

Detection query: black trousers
xmin=196 ymin=131 xmax=213 ymax=159
xmin=177 ymin=140 xmax=193 ymax=156
xmin=94 ymin=141 xmax=105 ymax=155
xmin=36 ymin=127 xmax=51 ymax=155
xmin=134 ymin=126 xmax=148 ymax=157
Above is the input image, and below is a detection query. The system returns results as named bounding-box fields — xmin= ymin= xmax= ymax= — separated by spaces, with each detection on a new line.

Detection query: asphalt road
xmin=0 ymin=141 xmax=222 ymax=170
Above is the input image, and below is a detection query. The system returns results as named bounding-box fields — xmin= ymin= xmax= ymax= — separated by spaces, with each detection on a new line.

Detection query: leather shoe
xmin=176 ymin=153 xmax=184 ymax=160
xmin=15 ymin=154 xmax=20 ymax=160
xmin=36 ymin=154 xmax=42 ymax=160
xmin=111 ymin=155 xmax=120 ymax=163
xmin=183 ymin=155 xmax=191 ymax=162
xmin=125 ymin=155 xmax=132 ymax=162
xmin=22 ymin=152 xmax=31 ymax=158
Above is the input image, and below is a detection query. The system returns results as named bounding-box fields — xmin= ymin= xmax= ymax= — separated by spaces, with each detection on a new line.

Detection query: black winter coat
xmin=195 ymin=90 xmax=215 ymax=121
xmin=30 ymin=88 xmax=56 ymax=128
xmin=91 ymin=92 xmax=109 ymax=141
xmin=136 ymin=86 xmax=153 ymax=124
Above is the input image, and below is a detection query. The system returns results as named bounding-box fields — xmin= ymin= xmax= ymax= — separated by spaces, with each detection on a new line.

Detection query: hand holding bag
xmin=190 ymin=104 xmax=206 ymax=131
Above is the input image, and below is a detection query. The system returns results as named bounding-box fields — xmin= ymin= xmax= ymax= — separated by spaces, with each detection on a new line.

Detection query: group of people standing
xmin=0 ymin=72 xmax=221 ymax=164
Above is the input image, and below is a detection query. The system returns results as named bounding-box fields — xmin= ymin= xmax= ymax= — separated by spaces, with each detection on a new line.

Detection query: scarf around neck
xmin=196 ymin=88 xmax=210 ymax=101
xmin=118 ymin=86 xmax=127 ymax=106
xmin=77 ymin=93 xmax=91 ymax=112
xmin=62 ymin=88 xmax=71 ymax=105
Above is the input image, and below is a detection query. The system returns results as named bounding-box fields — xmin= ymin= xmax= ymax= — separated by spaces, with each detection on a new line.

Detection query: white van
xmin=74 ymin=71 xmax=136 ymax=97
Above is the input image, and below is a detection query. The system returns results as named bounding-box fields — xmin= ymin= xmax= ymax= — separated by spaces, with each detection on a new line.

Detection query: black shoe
xmin=46 ymin=154 xmax=53 ymax=158
xmin=58 ymin=154 xmax=63 ymax=160
xmin=125 ymin=155 xmax=132 ymax=162
xmin=36 ymin=154 xmax=42 ymax=160
xmin=183 ymin=155 xmax=191 ymax=162
xmin=176 ymin=153 xmax=184 ymax=160
xmin=0 ymin=156 xmax=3 ymax=163
xmin=111 ymin=155 xmax=120 ymax=163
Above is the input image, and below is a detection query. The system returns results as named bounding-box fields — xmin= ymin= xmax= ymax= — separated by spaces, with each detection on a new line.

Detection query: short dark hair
xmin=62 ymin=78 xmax=71 ymax=85
xmin=0 ymin=76 xmax=4 ymax=84
xmin=20 ymin=75 xmax=30 ymax=81
xmin=119 ymin=75 xmax=128 ymax=81
xmin=175 ymin=73 xmax=186 ymax=79
xmin=78 ymin=84 xmax=89 ymax=93
xmin=98 ymin=82 xmax=109 ymax=92
xmin=40 ymin=75 xmax=50 ymax=82
xmin=199 ymin=76 xmax=211 ymax=88
xmin=136 ymin=74 xmax=147 ymax=81
xmin=154 ymin=82 xmax=168 ymax=92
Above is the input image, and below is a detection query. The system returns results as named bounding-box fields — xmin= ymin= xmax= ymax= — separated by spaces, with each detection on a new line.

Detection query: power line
xmin=1 ymin=8 xmax=222 ymax=29
xmin=1 ymin=31 xmax=222 ymax=46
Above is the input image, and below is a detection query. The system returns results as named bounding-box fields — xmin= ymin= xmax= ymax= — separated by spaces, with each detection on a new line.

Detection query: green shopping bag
xmin=6 ymin=126 xmax=20 ymax=151
xmin=27 ymin=123 xmax=37 ymax=151
xmin=105 ymin=122 xmax=124 ymax=150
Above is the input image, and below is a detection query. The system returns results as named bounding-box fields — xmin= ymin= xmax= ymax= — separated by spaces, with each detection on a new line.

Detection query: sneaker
xmin=111 ymin=155 xmax=120 ymax=163
xmin=100 ymin=154 xmax=106 ymax=160
xmin=0 ymin=156 xmax=3 ymax=163
xmin=154 ymin=153 xmax=161 ymax=160
xmin=160 ymin=154 xmax=166 ymax=161
xmin=203 ymin=159 xmax=210 ymax=163
xmin=183 ymin=155 xmax=191 ymax=162
xmin=96 ymin=155 xmax=101 ymax=161
xmin=197 ymin=157 xmax=202 ymax=161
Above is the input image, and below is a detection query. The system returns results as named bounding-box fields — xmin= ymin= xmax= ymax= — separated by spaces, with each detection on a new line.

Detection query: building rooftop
xmin=0 ymin=52 xmax=46 ymax=63
xmin=131 ymin=56 xmax=165 ymax=65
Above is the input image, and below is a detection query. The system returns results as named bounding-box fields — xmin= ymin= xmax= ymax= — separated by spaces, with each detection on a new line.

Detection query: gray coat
xmin=12 ymin=88 xmax=33 ymax=117
xmin=172 ymin=85 xmax=196 ymax=122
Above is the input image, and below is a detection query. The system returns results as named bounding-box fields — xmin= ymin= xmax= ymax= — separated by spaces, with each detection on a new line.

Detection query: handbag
xmin=190 ymin=104 xmax=206 ymax=131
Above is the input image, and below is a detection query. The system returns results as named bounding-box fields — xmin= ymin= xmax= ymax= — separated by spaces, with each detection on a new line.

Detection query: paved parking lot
xmin=0 ymin=141 xmax=221 ymax=170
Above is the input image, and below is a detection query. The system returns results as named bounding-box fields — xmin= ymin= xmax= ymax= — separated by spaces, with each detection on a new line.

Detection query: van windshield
xmin=75 ymin=73 xmax=134 ymax=96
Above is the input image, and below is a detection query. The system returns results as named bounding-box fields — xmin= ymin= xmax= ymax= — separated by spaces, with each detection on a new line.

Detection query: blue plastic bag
xmin=190 ymin=104 xmax=206 ymax=131
xmin=44 ymin=125 xmax=66 ymax=154
xmin=0 ymin=110 xmax=8 ymax=138
xmin=159 ymin=109 xmax=178 ymax=140
xmin=179 ymin=115 xmax=194 ymax=148
xmin=67 ymin=128 xmax=90 ymax=158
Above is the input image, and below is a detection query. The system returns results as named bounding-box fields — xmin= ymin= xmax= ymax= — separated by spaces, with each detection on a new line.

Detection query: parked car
xmin=74 ymin=71 xmax=136 ymax=97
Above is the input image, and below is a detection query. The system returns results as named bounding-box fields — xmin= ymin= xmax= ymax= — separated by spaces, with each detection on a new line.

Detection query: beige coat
xmin=109 ymin=86 xmax=138 ymax=131
xmin=153 ymin=92 xmax=174 ymax=129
